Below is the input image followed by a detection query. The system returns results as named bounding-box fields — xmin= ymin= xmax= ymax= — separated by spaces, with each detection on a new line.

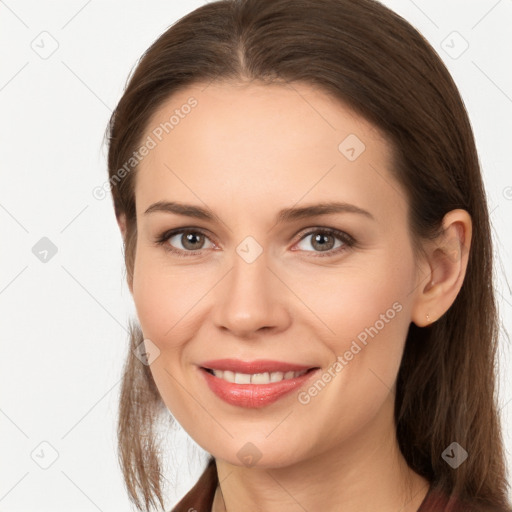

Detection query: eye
xmin=155 ymin=227 xmax=355 ymax=258
xmin=155 ymin=228 xmax=216 ymax=257
xmin=293 ymin=228 xmax=355 ymax=257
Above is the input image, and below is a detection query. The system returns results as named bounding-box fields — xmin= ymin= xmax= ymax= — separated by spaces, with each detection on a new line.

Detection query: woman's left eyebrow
xmin=143 ymin=200 xmax=374 ymax=223
xmin=275 ymin=202 xmax=374 ymax=223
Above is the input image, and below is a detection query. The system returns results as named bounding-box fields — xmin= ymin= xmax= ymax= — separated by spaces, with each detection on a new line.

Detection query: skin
xmin=117 ymin=81 xmax=472 ymax=512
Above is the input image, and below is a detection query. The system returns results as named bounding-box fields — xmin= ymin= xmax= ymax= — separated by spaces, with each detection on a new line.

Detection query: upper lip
xmin=200 ymin=358 xmax=318 ymax=374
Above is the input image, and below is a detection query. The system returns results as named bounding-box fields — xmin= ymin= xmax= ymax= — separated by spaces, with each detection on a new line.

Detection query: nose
xmin=212 ymin=248 xmax=291 ymax=339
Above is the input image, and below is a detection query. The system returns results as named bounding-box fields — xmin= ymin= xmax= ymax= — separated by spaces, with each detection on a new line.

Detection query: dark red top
xmin=169 ymin=457 xmax=509 ymax=512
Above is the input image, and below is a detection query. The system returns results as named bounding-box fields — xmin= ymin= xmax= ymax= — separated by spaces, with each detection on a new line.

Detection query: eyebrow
xmin=144 ymin=200 xmax=374 ymax=223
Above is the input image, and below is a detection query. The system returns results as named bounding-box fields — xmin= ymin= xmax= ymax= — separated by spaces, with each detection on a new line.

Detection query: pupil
xmin=313 ymin=233 xmax=333 ymax=251
xmin=184 ymin=232 xmax=203 ymax=249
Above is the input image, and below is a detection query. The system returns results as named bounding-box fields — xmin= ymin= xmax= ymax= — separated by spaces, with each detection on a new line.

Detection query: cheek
xmin=294 ymin=250 xmax=414 ymax=391
xmin=131 ymin=249 xmax=205 ymax=346
xmin=131 ymin=252 xmax=202 ymax=420
xmin=132 ymin=268 xmax=172 ymax=343
xmin=290 ymin=255 xmax=412 ymax=346
xmin=293 ymin=270 xmax=411 ymax=446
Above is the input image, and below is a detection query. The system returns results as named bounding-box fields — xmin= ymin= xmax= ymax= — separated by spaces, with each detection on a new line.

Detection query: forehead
xmin=135 ymin=81 xmax=406 ymax=227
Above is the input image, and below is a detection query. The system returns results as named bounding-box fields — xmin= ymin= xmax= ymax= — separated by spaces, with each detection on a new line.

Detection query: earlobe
xmin=411 ymin=209 xmax=472 ymax=327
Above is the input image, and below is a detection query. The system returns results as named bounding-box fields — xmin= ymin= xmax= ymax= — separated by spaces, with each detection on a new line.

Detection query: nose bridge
xmin=213 ymin=241 xmax=288 ymax=336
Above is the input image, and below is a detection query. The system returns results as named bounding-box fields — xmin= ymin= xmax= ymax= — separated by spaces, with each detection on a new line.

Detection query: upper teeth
xmin=211 ymin=369 xmax=308 ymax=384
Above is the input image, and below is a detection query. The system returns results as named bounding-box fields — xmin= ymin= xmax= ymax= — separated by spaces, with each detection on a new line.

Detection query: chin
xmin=205 ymin=434 xmax=312 ymax=470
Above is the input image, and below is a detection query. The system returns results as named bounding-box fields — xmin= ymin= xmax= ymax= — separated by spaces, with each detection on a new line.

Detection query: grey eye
xmin=167 ymin=231 xmax=214 ymax=251
xmin=296 ymin=231 xmax=345 ymax=252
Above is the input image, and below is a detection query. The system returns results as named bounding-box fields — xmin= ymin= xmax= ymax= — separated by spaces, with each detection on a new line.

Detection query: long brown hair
xmin=105 ymin=0 xmax=510 ymax=510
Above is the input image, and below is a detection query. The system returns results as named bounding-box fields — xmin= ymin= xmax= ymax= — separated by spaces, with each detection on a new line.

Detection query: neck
xmin=212 ymin=396 xmax=430 ymax=512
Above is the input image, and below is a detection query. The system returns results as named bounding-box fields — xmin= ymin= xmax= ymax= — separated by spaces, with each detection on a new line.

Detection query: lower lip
xmin=199 ymin=367 xmax=319 ymax=408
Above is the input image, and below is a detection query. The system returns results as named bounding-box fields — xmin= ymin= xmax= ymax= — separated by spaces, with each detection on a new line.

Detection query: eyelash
xmin=154 ymin=227 xmax=356 ymax=259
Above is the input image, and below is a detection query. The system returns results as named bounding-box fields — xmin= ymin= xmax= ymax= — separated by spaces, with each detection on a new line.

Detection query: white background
xmin=1 ymin=0 xmax=511 ymax=510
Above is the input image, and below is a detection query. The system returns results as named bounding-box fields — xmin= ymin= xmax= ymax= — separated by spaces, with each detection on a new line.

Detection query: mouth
xmin=198 ymin=359 xmax=321 ymax=408
xmin=201 ymin=367 xmax=316 ymax=384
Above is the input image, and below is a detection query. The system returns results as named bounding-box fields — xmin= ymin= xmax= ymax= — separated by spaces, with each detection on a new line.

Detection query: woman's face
xmin=129 ymin=81 xmax=427 ymax=467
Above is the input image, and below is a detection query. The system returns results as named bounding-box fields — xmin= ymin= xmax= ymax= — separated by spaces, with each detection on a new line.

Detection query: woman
xmin=105 ymin=0 xmax=511 ymax=510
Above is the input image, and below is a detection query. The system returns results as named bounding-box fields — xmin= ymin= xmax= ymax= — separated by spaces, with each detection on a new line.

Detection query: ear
xmin=116 ymin=213 xmax=134 ymax=295
xmin=411 ymin=209 xmax=472 ymax=327
xmin=117 ymin=212 xmax=127 ymax=239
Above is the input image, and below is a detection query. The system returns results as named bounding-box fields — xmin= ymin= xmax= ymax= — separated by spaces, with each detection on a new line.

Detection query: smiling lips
xmin=199 ymin=358 xmax=320 ymax=408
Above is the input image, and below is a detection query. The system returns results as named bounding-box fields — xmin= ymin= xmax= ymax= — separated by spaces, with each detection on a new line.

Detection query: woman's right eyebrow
xmin=143 ymin=200 xmax=375 ymax=224
xmin=144 ymin=201 xmax=217 ymax=221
